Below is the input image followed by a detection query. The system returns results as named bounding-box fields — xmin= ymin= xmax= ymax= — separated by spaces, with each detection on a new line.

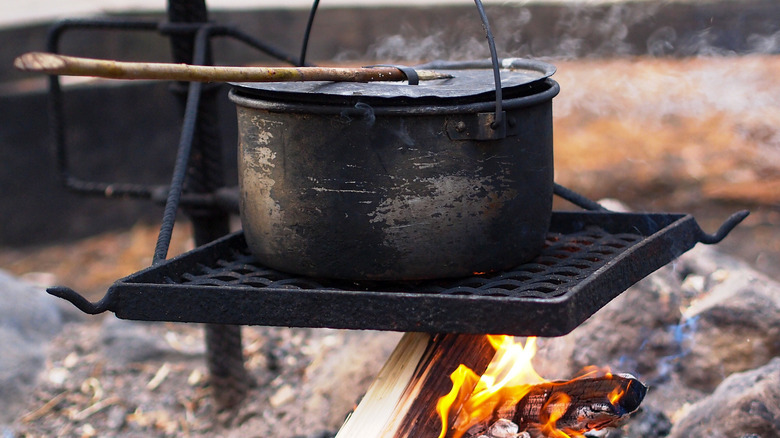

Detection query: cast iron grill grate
xmin=173 ymin=226 xmax=643 ymax=300
xmin=49 ymin=210 xmax=746 ymax=336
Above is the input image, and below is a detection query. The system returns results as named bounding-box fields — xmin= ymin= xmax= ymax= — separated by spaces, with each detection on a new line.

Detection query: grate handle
xmin=697 ymin=210 xmax=750 ymax=244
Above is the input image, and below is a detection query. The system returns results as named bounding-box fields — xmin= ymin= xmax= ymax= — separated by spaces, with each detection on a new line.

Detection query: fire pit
xmin=18 ymin=0 xmax=751 ymax=436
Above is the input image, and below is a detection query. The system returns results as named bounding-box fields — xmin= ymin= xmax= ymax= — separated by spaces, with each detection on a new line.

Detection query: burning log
xmin=465 ymin=373 xmax=647 ymax=438
xmin=336 ymin=335 xmax=646 ymax=438
xmin=510 ymin=373 xmax=646 ymax=434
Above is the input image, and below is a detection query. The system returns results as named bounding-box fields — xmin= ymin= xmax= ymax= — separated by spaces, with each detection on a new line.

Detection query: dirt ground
xmin=2 ymin=55 xmax=779 ymax=437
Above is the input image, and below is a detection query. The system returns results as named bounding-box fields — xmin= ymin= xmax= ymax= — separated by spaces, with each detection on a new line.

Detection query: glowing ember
xmin=436 ymin=336 xmax=647 ymax=438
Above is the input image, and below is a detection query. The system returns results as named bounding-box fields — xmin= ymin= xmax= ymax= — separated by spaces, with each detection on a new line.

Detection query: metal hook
xmin=47 ymin=286 xmax=110 ymax=314
xmin=698 ymin=210 xmax=750 ymax=244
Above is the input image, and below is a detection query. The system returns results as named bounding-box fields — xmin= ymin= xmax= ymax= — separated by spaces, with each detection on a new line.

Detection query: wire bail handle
xmin=299 ymin=0 xmax=505 ymax=131
xmin=473 ymin=0 xmax=505 ymax=132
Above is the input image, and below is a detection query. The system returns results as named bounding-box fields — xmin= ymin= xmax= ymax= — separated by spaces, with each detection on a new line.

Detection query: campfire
xmin=335 ymin=333 xmax=646 ymax=438
xmin=436 ymin=336 xmax=646 ymax=438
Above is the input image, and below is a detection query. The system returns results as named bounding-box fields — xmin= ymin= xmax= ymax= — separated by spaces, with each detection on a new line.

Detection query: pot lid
xmin=231 ymin=58 xmax=555 ymax=106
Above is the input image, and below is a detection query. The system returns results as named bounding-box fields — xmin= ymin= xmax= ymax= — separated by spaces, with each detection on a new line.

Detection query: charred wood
xmin=510 ymin=373 xmax=646 ymax=433
xmin=465 ymin=374 xmax=646 ymax=438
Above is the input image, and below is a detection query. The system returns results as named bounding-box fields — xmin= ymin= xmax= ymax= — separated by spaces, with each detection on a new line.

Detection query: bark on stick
xmin=14 ymin=52 xmax=452 ymax=83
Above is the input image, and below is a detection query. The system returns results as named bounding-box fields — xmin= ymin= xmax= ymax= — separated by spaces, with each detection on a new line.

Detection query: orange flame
xmin=539 ymin=392 xmax=575 ymax=438
xmin=608 ymin=386 xmax=625 ymax=405
xmin=437 ymin=336 xmax=619 ymax=438
xmin=437 ymin=336 xmax=543 ymax=438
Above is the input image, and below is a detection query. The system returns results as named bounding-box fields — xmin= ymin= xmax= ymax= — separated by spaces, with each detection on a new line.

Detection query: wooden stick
xmin=13 ymin=52 xmax=452 ymax=83
xmin=335 ymin=333 xmax=497 ymax=438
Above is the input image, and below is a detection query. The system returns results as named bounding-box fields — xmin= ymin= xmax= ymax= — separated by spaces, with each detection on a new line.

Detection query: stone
xmin=475 ymin=420 xmax=531 ymax=438
xmin=0 ymin=270 xmax=67 ymax=424
xmin=668 ymin=357 xmax=780 ymax=438
xmin=0 ymin=269 xmax=63 ymax=342
xmin=532 ymin=243 xmax=780 ymax=432
xmin=291 ymin=432 xmax=335 ymax=438
xmin=297 ymin=330 xmax=402 ymax=432
xmin=533 ymin=261 xmax=685 ymax=382
xmin=676 ymin=265 xmax=780 ymax=391
xmin=269 ymin=384 xmax=295 ymax=408
xmin=675 ymin=244 xmax=754 ymax=284
xmin=605 ymin=407 xmax=672 ymax=438
xmin=224 ymin=329 xmax=401 ymax=437
xmin=100 ymin=316 xmax=203 ymax=365
xmin=0 ymin=329 xmax=47 ymax=423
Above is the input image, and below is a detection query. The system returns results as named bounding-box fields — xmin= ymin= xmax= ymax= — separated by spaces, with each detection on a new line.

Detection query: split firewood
xmin=511 ymin=373 xmax=646 ymax=432
xmin=335 ymin=333 xmax=497 ymax=438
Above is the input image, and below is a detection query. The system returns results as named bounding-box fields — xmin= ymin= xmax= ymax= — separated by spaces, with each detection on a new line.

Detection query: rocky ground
xmin=1 ymin=55 xmax=779 ymax=437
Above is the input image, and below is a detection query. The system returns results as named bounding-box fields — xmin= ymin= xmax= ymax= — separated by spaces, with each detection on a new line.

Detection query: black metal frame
xmin=46 ymin=18 xmax=298 ymax=202
xmin=45 ymin=17 xmax=303 ymax=259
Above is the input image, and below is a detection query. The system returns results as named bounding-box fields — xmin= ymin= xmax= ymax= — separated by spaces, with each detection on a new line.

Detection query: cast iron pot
xmin=230 ymin=59 xmax=559 ymax=280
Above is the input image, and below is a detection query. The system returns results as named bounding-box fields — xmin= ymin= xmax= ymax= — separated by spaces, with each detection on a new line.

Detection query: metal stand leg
xmin=166 ymin=0 xmax=251 ymax=410
xmin=44 ymin=0 xmax=308 ymax=414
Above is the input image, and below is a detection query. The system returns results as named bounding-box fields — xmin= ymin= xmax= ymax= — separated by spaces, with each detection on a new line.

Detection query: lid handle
xmin=363 ymin=64 xmax=420 ymax=85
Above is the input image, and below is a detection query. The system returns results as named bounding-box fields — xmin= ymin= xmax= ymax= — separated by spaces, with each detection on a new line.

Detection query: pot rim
xmin=230 ymin=78 xmax=559 ymax=116
xmin=230 ymin=57 xmax=556 ymax=104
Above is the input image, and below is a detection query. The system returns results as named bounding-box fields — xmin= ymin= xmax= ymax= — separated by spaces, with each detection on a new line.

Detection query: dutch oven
xmin=229 ymin=59 xmax=559 ymax=280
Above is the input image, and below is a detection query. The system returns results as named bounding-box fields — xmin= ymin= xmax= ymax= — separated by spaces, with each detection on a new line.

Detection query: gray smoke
xmin=344 ymin=1 xmax=779 ymax=62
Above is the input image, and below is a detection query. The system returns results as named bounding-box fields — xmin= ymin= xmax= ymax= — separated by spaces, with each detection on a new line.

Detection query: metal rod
xmin=45 ymin=19 xmax=161 ymax=199
xmin=47 ymin=286 xmax=109 ymax=314
xmin=299 ymin=0 xmax=321 ymax=66
xmin=473 ymin=0 xmax=504 ymax=128
xmin=553 ymin=183 xmax=608 ymax=211
xmin=162 ymin=9 xmax=251 ymax=410
xmin=152 ymin=78 xmax=202 ymax=264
